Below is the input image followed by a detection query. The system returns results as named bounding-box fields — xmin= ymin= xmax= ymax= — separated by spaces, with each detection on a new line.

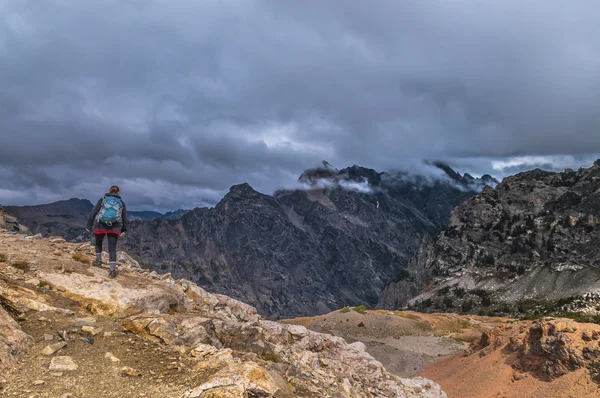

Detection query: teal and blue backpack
xmin=97 ymin=196 xmax=123 ymax=225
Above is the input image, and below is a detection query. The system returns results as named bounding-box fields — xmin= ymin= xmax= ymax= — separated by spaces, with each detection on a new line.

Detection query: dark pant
xmin=95 ymin=233 xmax=118 ymax=262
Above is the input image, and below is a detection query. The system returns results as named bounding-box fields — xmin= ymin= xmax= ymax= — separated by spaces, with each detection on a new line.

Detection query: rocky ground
xmin=285 ymin=309 xmax=506 ymax=377
xmin=0 ymin=227 xmax=445 ymax=398
xmin=288 ymin=309 xmax=600 ymax=398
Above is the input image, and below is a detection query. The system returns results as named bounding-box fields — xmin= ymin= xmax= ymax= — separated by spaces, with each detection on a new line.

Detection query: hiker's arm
xmin=121 ymin=201 xmax=128 ymax=233
xmin=86 ymin=198 xmax=102 ymax=230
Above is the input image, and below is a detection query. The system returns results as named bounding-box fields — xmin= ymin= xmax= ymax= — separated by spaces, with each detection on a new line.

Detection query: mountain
xmin=378 ymin=160 xmax=600 ymax=319
xmin=163 ymin=209 xmax=190 ymax=220
xmin=123 ymin=163 xmax=491 ymax=318
xmin=128 ymin=209 xmax=189 ymax=221
xmin=127 ymin=210 xmax=163 ymax=221
xmin=4 ymin=198 xmax=93 ymax=241
xmin=0 ymin=225 xmax=443 ymax=397
xmin=4 ymin=199 xmax=189 ymax=238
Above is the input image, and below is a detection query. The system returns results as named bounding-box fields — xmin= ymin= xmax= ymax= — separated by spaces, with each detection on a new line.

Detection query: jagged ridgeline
xmin=379 ymin=160 xmax=600 ymax=321
xmin=123 ymin=164 xmax=494 ymax=319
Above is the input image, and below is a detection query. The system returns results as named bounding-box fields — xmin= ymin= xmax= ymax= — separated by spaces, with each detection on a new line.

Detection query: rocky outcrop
xmin=421 ymin=318 xmax=600 ymax=398
xmin=124 ymin=164 xmax=489 ymax=318
xmin=471 ymin=318 xmax=600 ymax=381
xmin=0 ymin=205 xmax=29 ymax=234
xmin=0 ymin=227 xmax=445 ymax=397
xmin=379 ymin=160 xmax=600 ymax=317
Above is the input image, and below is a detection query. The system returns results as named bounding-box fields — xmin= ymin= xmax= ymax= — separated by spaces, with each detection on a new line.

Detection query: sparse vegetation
xmin=0 ymin=253 xmax=7 ymax=263
xmin=72 ymin=252 xmax=90 ymax=264
xmin=357 ymin=321 xmax=365 ymax=328
xmin=340 ymin=306 xmax=351 ymax=313
xmin=353 ymin=305 xmax=367 ymax=315
xmin=10 ymin=259 xmax=31 ymax=271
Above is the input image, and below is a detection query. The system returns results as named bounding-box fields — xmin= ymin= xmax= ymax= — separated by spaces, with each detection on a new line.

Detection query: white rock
xmin=49 ymin=356 xmax=78 ymax=371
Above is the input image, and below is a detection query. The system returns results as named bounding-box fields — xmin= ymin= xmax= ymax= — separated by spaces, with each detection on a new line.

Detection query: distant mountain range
xmin=128 ymin=209 xmax=190 ymax=221
xmin=2 ymin=163 xmax=496 ymax=318
xmin=379 ymin=160 xmax=600 ymax=320
xmin=3 ymin=199 xmax=188 ymax=240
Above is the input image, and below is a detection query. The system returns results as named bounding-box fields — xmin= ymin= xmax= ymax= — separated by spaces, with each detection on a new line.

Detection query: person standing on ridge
xmin=86 ymin=185 xmax=128 ymax=278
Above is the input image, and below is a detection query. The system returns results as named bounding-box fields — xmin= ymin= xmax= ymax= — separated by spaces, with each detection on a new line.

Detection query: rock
xmin=43 ymin=334 xmax=54 ymax=341
xmin=348 ymin=341 xmax=367 ymax=352
xmin=160 ymin=273 xmax=172 ymax=280
xmin=286 ymin=324 xmax=309 ymax=339
xmin=81 ymin=326 xmax=102 ymax=335
xmin=119 ymin=367 xmax=141 ymax=377
xmin=49 ymin=356 xmax=78 ymax=371
xmin=32 ymin=380 xmax=45 ymax=386
xmin=105 ymin=352 xmax=121 ymax=363
xmin=42 ymin=342 xmax=67 ymax=356
xmin=24 ymin=233 xmax=43 ymax=240
xmin=73 ymin=317 xmax=96 ymax=327
xmin=185 ymin=362 xmax=279 ymax=398
xmin=24 ymin=278 xmax=41 ymax=287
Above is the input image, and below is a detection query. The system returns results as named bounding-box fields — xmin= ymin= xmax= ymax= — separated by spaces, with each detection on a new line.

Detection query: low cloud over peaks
xmin=2 ymin=1 xmax=600 ymax=210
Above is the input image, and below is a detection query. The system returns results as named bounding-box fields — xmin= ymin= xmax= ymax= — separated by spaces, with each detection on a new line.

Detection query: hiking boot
xmin=108 ymin=269 xmax=118 ymax=279
xmin=92 ymin=260 xmax=102 ymax=267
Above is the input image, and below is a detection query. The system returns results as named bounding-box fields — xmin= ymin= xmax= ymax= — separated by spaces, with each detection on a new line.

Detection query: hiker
xmin=85 ymin=185 xmax=128 ymax=278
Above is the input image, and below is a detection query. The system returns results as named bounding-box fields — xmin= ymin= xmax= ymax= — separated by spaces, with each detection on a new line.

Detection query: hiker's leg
xmin=107 ymin=234 xmax=118 ymax=271
xmin=94 ymin=234 xmax=105 ymax=262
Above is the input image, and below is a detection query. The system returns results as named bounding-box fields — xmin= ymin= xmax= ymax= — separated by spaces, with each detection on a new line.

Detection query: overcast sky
xmin=1 ymin=1 xmax=600 ymax=211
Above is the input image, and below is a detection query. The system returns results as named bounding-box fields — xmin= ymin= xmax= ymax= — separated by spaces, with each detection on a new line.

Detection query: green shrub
xmin=340 ymin=306 xmax=351 ymax=313
xmin=353 ymin=305 xmax=367 ymax=315
xmin=358 ymin=322 xmax=365 ymax=328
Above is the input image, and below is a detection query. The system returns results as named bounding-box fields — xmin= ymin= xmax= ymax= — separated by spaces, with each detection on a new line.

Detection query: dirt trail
xmin=2 ymin=310 xmax=208 ymax=397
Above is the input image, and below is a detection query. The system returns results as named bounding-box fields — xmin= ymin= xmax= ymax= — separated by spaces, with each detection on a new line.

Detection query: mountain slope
xmin=0 ymin=227 xmax=444 ymax=397
xmin=379 ymin=160 xmax=600 ymax=318
xmin=4 ymin=198 xmax=92 ymax=241
xmin=124 ymin=164 xmax=489 ymax=318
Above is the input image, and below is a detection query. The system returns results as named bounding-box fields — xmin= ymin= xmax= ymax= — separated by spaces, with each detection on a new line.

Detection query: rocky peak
xmin=378 ymin=161 xmax=600 ymax=318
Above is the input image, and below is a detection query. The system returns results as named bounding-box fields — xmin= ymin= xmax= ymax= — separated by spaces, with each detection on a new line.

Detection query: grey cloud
xmin=1 ymin=1 xmax=600 ymax=210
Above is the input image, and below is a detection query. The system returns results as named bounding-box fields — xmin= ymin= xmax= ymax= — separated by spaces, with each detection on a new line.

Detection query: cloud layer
xmin=2 ymin=1 xmax=600 ymax=210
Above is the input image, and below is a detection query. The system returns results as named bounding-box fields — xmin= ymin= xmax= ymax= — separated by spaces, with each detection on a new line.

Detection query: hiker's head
xmin=108 ymin=185 xmax=120 ymax=195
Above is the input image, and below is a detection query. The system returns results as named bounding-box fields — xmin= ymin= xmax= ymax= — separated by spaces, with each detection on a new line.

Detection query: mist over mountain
xmin=379 ymin=160 xmax=600 ymax=319
xmin=122 ymin=163 xmax=492 ymax=318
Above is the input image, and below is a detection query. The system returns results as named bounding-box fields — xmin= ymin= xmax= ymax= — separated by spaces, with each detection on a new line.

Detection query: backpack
xmin=97 ymin=196 xmax=123 ymax=226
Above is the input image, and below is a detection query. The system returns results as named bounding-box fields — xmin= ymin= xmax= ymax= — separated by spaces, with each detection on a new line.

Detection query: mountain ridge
xmin=378 ymin=160 xmax=600 ymax=319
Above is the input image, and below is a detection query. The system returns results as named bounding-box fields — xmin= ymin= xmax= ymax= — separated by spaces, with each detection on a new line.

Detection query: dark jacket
xmin=86 ymin=193 xmax=128 ymax=234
